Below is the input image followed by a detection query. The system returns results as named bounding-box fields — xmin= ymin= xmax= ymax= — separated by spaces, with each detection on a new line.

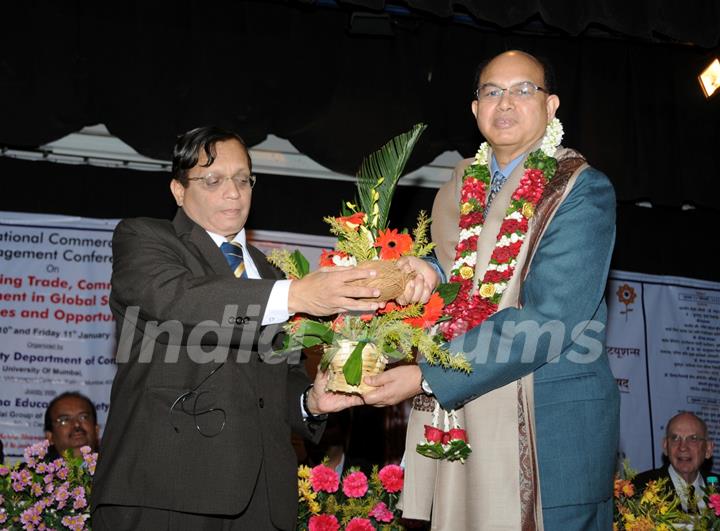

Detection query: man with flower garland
xmin=364 ymin=50 xmax=619 ymax=529
xmin=91 ymin=126 xmax=382 ymax=530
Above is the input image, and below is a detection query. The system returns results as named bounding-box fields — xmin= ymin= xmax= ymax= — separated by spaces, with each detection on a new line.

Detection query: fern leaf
xmin=356 ymin=123 xmax=427 ymax=234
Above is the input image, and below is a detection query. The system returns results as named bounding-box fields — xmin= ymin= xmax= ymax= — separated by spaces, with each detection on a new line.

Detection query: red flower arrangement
xmin=298 ymin=463 xmax=405 ymax=531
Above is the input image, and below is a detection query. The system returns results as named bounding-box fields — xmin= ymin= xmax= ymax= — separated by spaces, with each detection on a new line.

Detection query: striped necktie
xmin=687 ymin=484 xmax=697 ymax=513
xmin=220 ymin=241 xmax=248 ymax=278
xmin=487 ymin=169 xmax=508 ymax=209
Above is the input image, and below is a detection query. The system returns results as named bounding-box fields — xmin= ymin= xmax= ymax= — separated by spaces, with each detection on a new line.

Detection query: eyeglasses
xmin=187 ymin=174 xmax=256 ymax=191
xmin=54 ymin=412 xmax=94 ymax=426
xmin=475 ymin=81 xmax=548 ymax=101
xmin=667 ymin=434 xmax=707 ymax=446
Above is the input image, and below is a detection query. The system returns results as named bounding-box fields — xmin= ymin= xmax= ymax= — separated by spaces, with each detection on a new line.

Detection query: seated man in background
xmin=633 ymin=411 xmax=715 ymax=513
xmin=44 ymin=391 xmax=100 ymax=458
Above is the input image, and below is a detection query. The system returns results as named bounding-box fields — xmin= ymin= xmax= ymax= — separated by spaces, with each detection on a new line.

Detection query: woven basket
xmin=325 ymin=339 xmax=388 ymax=394
xmin=345 ymin=259 xmax=415 ymax=302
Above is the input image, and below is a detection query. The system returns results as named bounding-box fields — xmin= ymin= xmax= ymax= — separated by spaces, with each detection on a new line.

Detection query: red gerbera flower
xmin=374 ymin=229 xmax=413 ymax=260
xmin=404 ymin=292 xmax=444 ymax=329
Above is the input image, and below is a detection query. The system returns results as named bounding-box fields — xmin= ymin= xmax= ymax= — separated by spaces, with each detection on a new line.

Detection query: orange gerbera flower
xmin=374 ymin=229 xmax=413 ymax=260
xmin=336 ymin=212 xmax=366 ymax=231
xmin=319 ymin=249 xmax=349 ymax=267
xmin=404 ymin=292 xmax=444 ymax=329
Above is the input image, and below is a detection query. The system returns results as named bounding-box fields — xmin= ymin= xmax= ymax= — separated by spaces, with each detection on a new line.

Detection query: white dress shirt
xmin=206 ymin=228 xmax=291 ymax=326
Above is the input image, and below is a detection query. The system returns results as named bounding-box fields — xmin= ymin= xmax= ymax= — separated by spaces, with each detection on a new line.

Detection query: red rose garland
xmin=416 ymin=119 xmax=564 ymax=463
xmin=439 ymin=119 xmax=563 ymax=340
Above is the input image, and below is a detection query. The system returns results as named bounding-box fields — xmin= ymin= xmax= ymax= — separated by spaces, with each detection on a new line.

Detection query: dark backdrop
xmin=1 ymin=0 xmax=718 ymax=281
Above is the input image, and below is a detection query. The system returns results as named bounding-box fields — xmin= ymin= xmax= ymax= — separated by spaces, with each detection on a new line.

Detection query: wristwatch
xmin=302 ymin=384 xmax=329 ymax=422
xmin=420 ymin=377 xmax=434 ymax=396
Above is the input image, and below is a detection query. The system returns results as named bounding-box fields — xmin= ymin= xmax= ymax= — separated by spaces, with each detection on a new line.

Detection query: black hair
xmin=44 ymin=391 xmax=97 ymax=432
xmin=472 ymin=50 xmax=556 ymax=98
xmin=171 ymin=126 xmax=250 ymax=186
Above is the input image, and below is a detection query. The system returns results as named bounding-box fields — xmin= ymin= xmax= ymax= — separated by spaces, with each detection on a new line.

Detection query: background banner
xmin=1 ymin=212 xmax=718 ymax=477
xmin=607 ymin=271 xmax=720 ymax=474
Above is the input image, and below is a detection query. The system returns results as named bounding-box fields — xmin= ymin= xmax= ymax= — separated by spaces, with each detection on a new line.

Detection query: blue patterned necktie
xmin=220 ymin=241 xmax=248 ymax=278
xmin=486 ymin=169 xmax=508 ymax=209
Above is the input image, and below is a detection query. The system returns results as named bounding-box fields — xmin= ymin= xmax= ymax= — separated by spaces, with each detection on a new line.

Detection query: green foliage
xmin=324 ymin=216 xmax=377 ymax=261
xmin=411 ymin=210 xmax=435 ymax=257
xmin=356 ymin=123 xmax=427 ymax=234
xmin=266 ymin=248 xmax=310 ymax=279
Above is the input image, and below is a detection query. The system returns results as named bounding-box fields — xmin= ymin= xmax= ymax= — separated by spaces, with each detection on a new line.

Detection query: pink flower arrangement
xmin=298 ymin=462 xmax=405 ymax=530
xmin=0 ymin=440 xmax=97 ymax=531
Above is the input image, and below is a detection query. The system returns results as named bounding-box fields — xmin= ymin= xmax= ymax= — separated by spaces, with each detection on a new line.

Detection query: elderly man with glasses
xmin=633 ymin=412 xmax=716 ymax=513
xmin=90 ymin=126 xmax=385 ymax=530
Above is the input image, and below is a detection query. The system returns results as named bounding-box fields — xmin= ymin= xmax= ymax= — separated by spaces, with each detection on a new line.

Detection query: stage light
xmin=698 ymin=57 xmax=720 ymax=98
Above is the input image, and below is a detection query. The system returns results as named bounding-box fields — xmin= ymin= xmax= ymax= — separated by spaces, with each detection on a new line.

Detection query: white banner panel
xmin=0 ymin=212 xmax=118 ymax=460
xmin=607 ymin=270 xmax=720 ymax=475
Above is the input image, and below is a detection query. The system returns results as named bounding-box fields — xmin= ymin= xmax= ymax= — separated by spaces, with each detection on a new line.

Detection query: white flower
xmin=540 ymin=118 xmax=564 ymax=157
xmin=452 ymin=254 xmax=477 ymax=272
xmin=496 ymin=263 xmax=509 ymax=272
xmin=507 ymin=210 xmax=524 ymax=221
xmin=474 ymin=142 xmax=490 ymax=167
xmin=459 ymin=226 xmax=483 ymax=240
xmin=332 ymin=255 xmax=357 ymax=267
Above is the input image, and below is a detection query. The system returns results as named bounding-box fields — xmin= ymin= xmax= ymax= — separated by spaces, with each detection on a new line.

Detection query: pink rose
xmin=342 ymin=471 xmax=368 ymax=498
xmin=345 ymin=517 xmax=375 ymax=531
xmin=370 ymin=501 xmax=394 ymax=523
xmin=709 ymin=493 xmax=720 ymax=516
xmin=310 ymin=465 xmax=339 ymax=493
xmin=308 ymin=514 xmax=340 ymax=531
xmin=378 ymin=464 xmax=404 ymax=493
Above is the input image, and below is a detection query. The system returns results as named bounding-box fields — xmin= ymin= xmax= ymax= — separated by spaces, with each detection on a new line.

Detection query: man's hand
xmin=395 ymin=256 xmax=440 ymax=306
xmin=289 ymin=267 xmax=381 ymax=316
xmin=306 ymin=370 xmax=364 ymax=414
xmin=361 ymin=365 xmax=423 ymax=407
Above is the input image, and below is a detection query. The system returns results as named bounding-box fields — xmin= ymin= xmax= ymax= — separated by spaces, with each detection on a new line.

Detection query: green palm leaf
xmin=356 ymin=123 xmax=427 ymax=233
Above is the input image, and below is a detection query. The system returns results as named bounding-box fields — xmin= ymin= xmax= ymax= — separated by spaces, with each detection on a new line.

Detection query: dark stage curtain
xmin=1 ymin=1 xmax=718 ymax=209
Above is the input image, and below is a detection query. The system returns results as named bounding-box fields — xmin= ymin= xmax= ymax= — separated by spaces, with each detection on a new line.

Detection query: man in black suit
xmin=91 ymin=126 xmax=382 ymax=530
xmin=633 ymin=412 xmax=715 ymax=513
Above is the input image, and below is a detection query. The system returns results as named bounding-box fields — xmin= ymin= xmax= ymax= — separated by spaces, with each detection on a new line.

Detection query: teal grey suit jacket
xmin=423 ymin=166 xmax=620 ymax=509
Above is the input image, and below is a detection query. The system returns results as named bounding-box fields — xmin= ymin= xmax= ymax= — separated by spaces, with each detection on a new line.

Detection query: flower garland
xmin=417 ymin=119 xmax=564 ymax=463
xmin=439 ymin=118 xmax=563 ymax=341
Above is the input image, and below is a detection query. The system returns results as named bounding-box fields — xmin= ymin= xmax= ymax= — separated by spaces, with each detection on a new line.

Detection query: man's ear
xmin=705 ymin=440 xmax=715 ymax=459
xmin=471 ymin=99 xmax=479 ymax=120
xmin=170 ymin=179 xmax=185 ymax=207
xmin=546 ymin=94 xmax=560 ymax=121
xmin=662 ymin=437 xmax=669 ymax=457
xmin=45 ymin=431 xmax=54 ymax=446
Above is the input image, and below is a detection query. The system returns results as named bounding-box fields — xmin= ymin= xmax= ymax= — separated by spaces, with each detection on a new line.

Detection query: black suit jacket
xmin=91 ymin=210 xmax=323 ymax=529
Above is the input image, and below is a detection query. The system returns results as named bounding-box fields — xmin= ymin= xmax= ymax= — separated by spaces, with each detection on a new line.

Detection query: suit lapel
xmin=172 ymin=209 xmax=231 ymax=276
xmin=248 ymin=245 xmax=277 ymax=280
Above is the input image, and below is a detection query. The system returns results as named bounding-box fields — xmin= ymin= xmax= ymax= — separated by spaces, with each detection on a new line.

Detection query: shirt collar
xmin=490 ymin=152 xmax=525 ymax=179
xmin=206 ymin=228 xmax=247 ymax=249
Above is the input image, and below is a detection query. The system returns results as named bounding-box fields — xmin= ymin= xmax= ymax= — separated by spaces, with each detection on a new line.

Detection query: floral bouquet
xmin=269 ymin=124 xmax=470 ymax=394
xmin=297 ymin=462 xmax=405 ymax=531
xmin=0 ymin=439 xmax=96 ymax=530
xmin=613 ymin=463 xmax=687 ymax=530
xmin=685 ymin=475 xmax=720 ymax=531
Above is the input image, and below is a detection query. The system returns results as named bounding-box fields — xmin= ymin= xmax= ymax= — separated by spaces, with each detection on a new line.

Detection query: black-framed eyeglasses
xmin=54 ymin=412 xmax=94 ymax=426
xmin=475 ymin=81 xmax=548 ymax=100
xmin=667 ymin=434 xmax=707 ymax=446
xmin=187 ymin=174 xmax=256 ymax=191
